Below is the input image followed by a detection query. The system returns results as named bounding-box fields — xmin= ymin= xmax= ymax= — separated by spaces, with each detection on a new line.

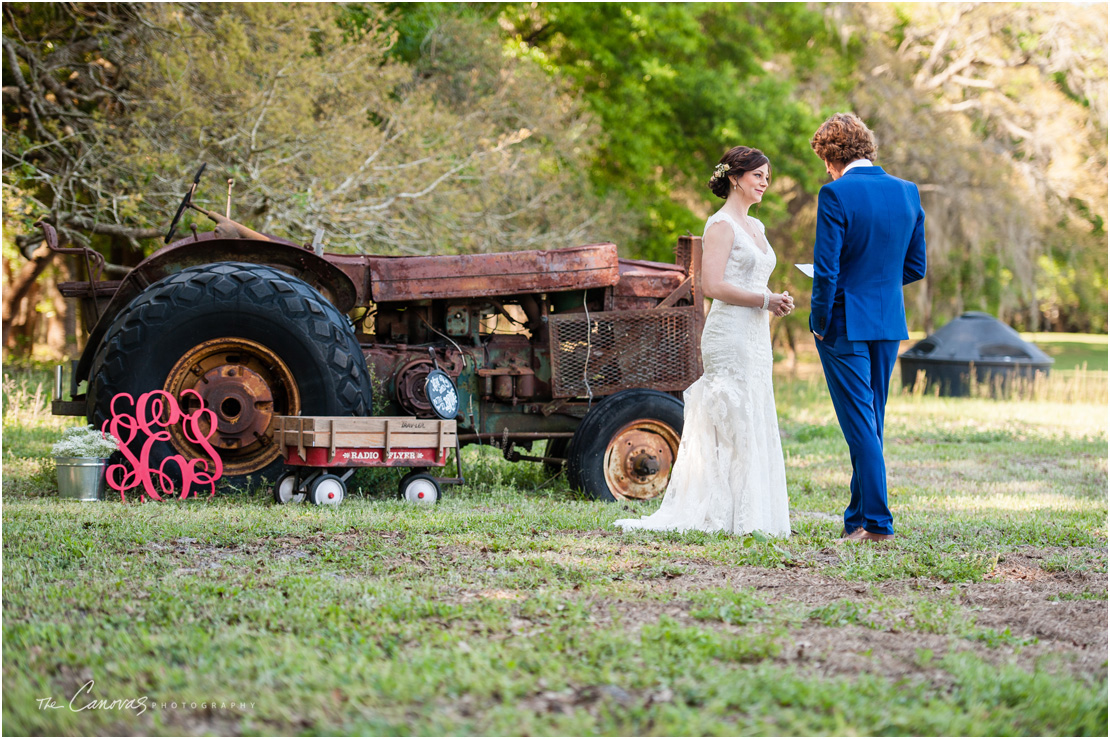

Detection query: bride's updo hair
xmin=708 ymin=146 xmax=771 ymax=200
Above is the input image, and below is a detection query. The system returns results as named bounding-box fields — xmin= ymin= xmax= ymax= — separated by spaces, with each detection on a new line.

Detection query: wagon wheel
xmin=88 ymin=262 xmax=371 ymax=490
xmin=273 ymin=471 xmax=306 ymax=505
xmin=565 ymin=389 xmax=684 ymax=502
xmin=309 ymin=474 xmax=346 ymax=506
xmin=399 ymin=471 xmax=441 ymax=505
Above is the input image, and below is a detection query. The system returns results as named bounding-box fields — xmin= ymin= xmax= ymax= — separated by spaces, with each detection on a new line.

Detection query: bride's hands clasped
xmin=767 ymin=290 xmax=794 ymax=317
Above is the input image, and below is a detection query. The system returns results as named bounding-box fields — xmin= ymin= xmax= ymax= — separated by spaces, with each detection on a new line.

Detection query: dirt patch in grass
xmin=144 ymin=529 xmax=406 ymax=566
xmin=970 ymin=547 xmax=1107 ymax=658
xmin=576 ymin=579 xmax=1105 ymax=685
xmin=771 ymin=623 xmax=1104 ymax=688
xmin=151 ymin=532 xmax=1106 ymax=683
xmin=441 ymin=538 xmax=1106 ymax=679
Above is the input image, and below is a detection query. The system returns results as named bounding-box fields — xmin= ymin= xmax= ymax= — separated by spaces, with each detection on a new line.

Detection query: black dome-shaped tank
xmin=899 ymin=312 xmax=1053 ymax=396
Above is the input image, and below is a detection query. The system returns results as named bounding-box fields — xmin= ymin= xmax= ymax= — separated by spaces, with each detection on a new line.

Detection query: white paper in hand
xmin=795 ymin=263 xmax=814 ymax=278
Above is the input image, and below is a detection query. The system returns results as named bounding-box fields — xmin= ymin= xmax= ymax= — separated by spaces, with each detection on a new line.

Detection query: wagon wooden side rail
xmin=271 ymin=415 xmax=461 ymax=506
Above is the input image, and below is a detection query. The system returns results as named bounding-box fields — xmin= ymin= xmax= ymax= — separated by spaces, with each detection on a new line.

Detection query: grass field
xmin=2 ymin=344 xmax=1107 ymax=736
xmin=1020 ymin=333 xmax=1109 ymax=373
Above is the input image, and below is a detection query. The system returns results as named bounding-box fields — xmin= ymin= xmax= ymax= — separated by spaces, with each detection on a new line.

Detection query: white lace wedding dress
xmin=614 ymin=211 xmax=791 ymax=537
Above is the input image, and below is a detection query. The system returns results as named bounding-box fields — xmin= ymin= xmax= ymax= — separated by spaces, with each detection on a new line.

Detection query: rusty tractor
xmin=47 ymin=165 xmax=705 ymax=501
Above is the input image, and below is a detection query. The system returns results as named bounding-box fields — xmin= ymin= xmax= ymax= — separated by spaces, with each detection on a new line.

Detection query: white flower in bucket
xmin=51 ymin=425 xmax=121 ymax=458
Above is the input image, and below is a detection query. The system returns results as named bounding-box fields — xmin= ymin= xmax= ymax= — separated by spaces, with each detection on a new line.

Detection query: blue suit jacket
xmin=809 ymin=166 xmax=927 ymax=341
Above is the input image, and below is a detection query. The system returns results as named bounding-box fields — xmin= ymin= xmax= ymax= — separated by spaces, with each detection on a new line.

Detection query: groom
xmin=808 ymin=113 xmax=927 ymax=542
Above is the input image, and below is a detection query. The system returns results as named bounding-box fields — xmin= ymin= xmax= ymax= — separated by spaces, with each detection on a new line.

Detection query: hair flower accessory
xmin=710 ymin=163 xmax=730 ymax=182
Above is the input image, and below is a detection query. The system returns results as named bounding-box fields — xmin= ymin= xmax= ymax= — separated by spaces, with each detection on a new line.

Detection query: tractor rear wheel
xmin=88 ymin=262 xmax=371 ymax=490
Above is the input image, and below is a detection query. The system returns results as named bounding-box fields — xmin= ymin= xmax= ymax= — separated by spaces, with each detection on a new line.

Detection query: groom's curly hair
xmin=810 ymin=113 xmax=878 ymax=166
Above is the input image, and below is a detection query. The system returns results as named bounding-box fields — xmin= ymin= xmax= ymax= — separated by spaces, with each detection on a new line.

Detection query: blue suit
xmin=810 ymin=165 xmax=926 ymax=536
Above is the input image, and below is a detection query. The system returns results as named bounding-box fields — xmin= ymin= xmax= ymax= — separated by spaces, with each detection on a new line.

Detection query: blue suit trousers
xmin=815 ymin=305 xmax=900 ymax=536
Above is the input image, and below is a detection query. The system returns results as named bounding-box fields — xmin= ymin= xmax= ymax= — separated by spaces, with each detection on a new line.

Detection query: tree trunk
xmin=2 ymin=246 xmax=55 ymax=358
xmin=44 ymin=266 xmax=70 ymax=359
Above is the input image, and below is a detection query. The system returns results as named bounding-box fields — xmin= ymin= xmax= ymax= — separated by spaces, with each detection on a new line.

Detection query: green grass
xmin=1021 ymin=333 xmax=1109 ymax=372
xmin=3 ymin=361 xmax=1107 ymax=736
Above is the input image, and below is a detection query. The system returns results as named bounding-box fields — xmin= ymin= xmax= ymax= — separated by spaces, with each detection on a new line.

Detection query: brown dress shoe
xmin=845 ymin=528 xmax=895 ymax=542
xmin=839 ymin=527 xmax=861 ymax=540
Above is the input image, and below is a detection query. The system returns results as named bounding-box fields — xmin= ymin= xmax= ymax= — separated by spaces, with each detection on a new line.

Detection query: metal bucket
xmin=55 ymin=457 xmax=109 ymax=502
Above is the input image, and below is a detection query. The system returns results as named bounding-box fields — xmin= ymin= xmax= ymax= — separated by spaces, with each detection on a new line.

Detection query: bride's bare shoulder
xmin=704 ymin=217 xmax=735 ymax=246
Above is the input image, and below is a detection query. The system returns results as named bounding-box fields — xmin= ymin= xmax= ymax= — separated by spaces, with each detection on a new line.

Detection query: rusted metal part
xmin=367 ymin=244 xmax=620 ymax=303
xmin=612 ymin=297 xmax=662 ymax=311
xmin=548 ymin=305 xmax=701 ymax=398
xmin=192 ymin=205 xmax=277 ymax=242
xmin=474 ymin=334 xmax=546 ymax=409
xmin=615 ymin=257 xmax=686 ymax=298
xmin=35 ymin=221 xmax=107 ymax=281
xmin=323 ymin=253 xmax=373 ymax=307
xmin=508 ymin=453 xmax=565 ymax=465
xmin=143 ymin=232 xmax=355 ymax=309
xmin=476 ymin=366 xmax=536 ymax=376
xmin=52 ymin=400 xmax=86 ymax=416
xmin=395 ymin=358 xmax=437 ymax=416
xmin=199 ymin=364 xmax=275 ymax=447
xmin=365 ymin=344 xmax=467 ymax=418
xmin=71 ymin=231 xmax=357 ymax=389
xmin=678 ymin=234 xmax=706 ymax=376
xmin=656 ymin=276 xmax=693 ymax=308
xmin=458 ymin=431 xmax=575 ymax=442
xmin=602 ymin=419 xmax=681 ymax=501
xmin=57 ymin=281 xmax=121 ymax=297
xmin=164 ymin=337 xmax=299 ymax=476
xmin=36 ymin=221 xmax=109 ymax=324
xmin=58 ymin=280 xmax=122 ymax=333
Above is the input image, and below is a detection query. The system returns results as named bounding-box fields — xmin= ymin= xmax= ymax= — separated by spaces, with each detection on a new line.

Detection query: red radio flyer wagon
xmin=271 ymin=415 xmax=460 ymax=506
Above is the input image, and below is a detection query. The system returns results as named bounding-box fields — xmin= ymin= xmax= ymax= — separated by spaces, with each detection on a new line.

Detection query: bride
xmin=614 ymin=146 xmax=793 ymax=537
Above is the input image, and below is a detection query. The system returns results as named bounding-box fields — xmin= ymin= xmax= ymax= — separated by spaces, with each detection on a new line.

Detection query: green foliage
xmin=847 ymin=3 xmax=1107 ymax=333
xmin=497 ymin=2 xmax=852 ymax=261
xmin=2 ymin=2 xmax=622 ymax=264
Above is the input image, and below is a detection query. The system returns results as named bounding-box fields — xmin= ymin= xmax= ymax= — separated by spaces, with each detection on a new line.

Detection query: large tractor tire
xmin=565 ymin=389 xmax=684 ymax=502
xmin=88 ymin=262 xmax=371 ymax=490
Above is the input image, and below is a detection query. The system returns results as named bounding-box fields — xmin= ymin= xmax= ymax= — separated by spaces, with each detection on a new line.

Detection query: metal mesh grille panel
xmin=549 ymin=306 xmax=700 ymax=398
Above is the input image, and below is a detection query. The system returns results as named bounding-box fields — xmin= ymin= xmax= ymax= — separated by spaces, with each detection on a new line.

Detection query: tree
xmin=498 ymin=2 xmax=853 ymax=262
xmin=843 ymin=2 xmax=1107 ymax=332
xmin=2 ymin=2 xmax=618 ymax=358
